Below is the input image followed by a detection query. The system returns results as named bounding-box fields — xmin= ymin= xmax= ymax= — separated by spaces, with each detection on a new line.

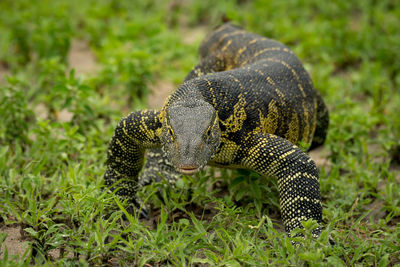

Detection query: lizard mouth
xmin=178 ymin=166 xmax=200 ymax=175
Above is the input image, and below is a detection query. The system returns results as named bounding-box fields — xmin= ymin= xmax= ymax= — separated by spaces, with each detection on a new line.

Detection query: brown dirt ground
xmin=0 ymin=63 xmax=11 ymax=86
xmin=0 ymin=224 xmax=29 ymax=258
xmin=309 ymin=146 xmax=330 ymax=169
xmin=61 ymin=39 xmax=98 ymax=122
xmin=180 ymin=26 xmax=207 ymax=45
xmin=67 ymin=39 xmax=98 ymax=77
xmin=148 ymin=80 xmax=176 ymax=109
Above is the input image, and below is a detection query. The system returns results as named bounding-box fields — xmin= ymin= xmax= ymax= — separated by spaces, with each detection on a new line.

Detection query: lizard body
xmin=104 ymin=23 xmax=329 ymax=234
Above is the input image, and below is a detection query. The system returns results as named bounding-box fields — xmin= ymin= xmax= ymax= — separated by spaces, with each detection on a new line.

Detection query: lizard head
xmin=161 ymin=99 xmax=221 ymax=175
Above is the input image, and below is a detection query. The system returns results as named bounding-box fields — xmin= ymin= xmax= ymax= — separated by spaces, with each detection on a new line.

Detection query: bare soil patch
xmin=309 ymin=146 xmax=330 ymax=169
xmin=148 ymin=80 xmax=176 ymax=109
xmin=67 ymin=39 xmax=98 ymax=76
xmin=180 ymin=26 xmax=207 ymax=45
xmin=0 ymin=224 xmax=29 ymax=258
xmin=0 ymin=63 xmax=11 ymax=85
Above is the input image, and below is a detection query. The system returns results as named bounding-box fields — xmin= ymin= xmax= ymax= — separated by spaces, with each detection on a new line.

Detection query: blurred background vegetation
xmin=0 ymin=0 xmax=399 ymax=265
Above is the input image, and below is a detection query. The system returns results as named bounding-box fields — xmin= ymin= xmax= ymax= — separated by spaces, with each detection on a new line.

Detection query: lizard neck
xmin=165 ymin=80 xmax=207 ymax=108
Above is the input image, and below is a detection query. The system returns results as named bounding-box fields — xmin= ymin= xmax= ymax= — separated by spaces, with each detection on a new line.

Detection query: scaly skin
xmin=104 ymin=23 xmax=329 ymax=235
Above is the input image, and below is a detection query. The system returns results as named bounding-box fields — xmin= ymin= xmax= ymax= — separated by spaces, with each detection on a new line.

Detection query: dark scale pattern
xmin=104 ymin=23 xmax=329 ymax=235
xmin=241 ymin=133 xmax=322 ymax=233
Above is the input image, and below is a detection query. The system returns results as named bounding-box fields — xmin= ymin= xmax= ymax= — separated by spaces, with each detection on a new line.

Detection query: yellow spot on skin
xmin=234 ymin=45 xmax=249 ymax=64
xmin=156 ymin=128 xmax=162 ymax=138
xmin=285 ymin=113 xmax=299 ymax=144
xmin=139 ymin=123 xmax=154 ymax=140
xmin=161 ymin=96 xmax=172 ymax=112
xmin=221 ymin=39 xmax=232 ymax=52
xmin=219 ymin=31 xmax=245 ymax=43
xmin=201 ymin=23 xmax=229 ymax=45
xmin=274 ymin=88 xmax=285 ymax=102
xmin=255 ymin=100 xmax=279 ymax=135
xmin=194 ymin=68 xmax=204 ymax=77
xmin=204 ymin=78 xmax=218 ymax=107
xmin=241 ymin=46 xmax=293 ymax=66
xmin=298 ymin=84 xmax=306 ymax=97
xmin=206 ymin=30 xmax=245 ymax=55
xmin=122 ymin=125 xmax=136 ymax=142
xmin=221 ymin=93 xmax=247 ymax=133
xmin=278 ymin=149 xmax=295 ymax=160
xmin=302 ymin=101 xmax=311 ymax=144
xmin=209 ymin=138 xmax=240 ymax=165
xmin=248 ymin=38 xmax=258 ymax=45
xmin=266 ymin=77 xmax=276 ymax=85
xmin=116 ymin=139 xmax=126 ymax=152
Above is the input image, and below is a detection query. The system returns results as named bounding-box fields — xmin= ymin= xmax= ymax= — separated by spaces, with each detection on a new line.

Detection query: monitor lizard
xmin=104 ymin=23 xmax=329 ymax=235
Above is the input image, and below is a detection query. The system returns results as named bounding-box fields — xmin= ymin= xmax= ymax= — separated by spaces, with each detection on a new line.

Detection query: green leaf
xmin=326 ymin=256 xmax=346 ymax=267
xmin=251 ymin=181 xmax=261 ymax=199
xmin=221 ymin=259 xmax=242 ymax=267
xmin=377 ymin=254 xmax=390 ymax=267
xmin=0 ymin=232 xmax=7 ymax=246
xmin=298 ymin=251 xmax=321 ymax=262
xmin=24 ymin=227 xmax=38 ymax=239
xmin=230 ymin=176 xmax=245 ymax=189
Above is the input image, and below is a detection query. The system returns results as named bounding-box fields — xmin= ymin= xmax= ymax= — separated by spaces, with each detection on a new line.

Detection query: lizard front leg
xmin=138 ymin=147 xmax=181 ymax=187
xmin=104 ymin=110 xmax=162 ymax=213
xmin=241 ymin=133 xmax=322 ymax=236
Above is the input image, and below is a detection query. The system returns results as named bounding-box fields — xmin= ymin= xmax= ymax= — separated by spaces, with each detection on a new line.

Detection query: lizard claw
xmin=124 ymin=197 xmax=149 ymax=219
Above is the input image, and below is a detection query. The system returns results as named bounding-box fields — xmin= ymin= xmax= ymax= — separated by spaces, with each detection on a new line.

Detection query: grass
xmin=1 ymin=0 xmax=400 ymax=265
